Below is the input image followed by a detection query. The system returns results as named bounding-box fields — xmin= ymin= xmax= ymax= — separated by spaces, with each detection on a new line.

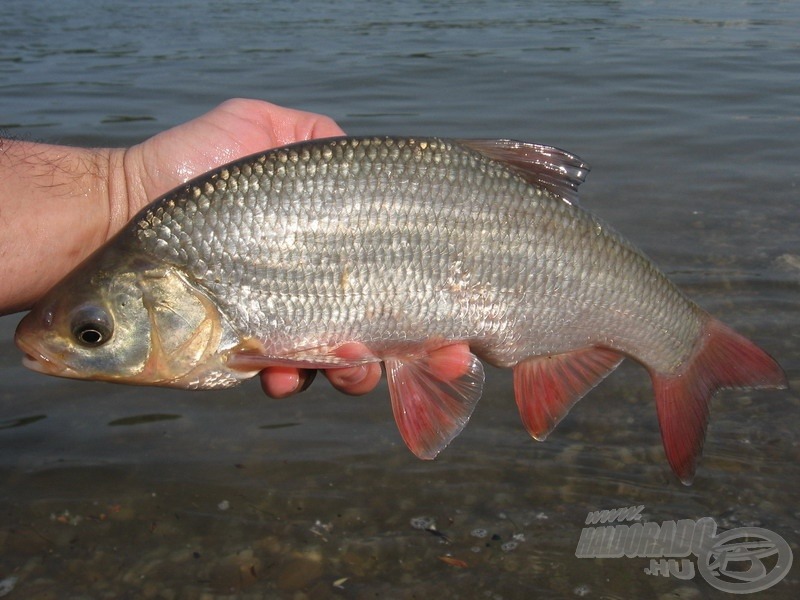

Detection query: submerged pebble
xmin=573 ymin=584 xmax=591 ymax=596
xmin=500 ymin=541 xmax=518 ymax=552
xmin=410 ymin=516 xmax=436 ymax=530
xmin=276 ymin=556 xmax=323 ymax=591
xmin=470 ymin=528 xmax=488 ymax=538
xmin=0 ymin=577 xmax=18 ymax=598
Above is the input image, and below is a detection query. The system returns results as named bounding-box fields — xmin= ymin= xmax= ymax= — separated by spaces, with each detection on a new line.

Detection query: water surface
xmin=1 ymin=1 xmax=798 ymax=597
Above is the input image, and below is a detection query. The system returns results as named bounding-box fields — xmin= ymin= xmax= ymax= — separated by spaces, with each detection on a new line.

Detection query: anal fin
xmin=513 ymin=347 xmax=624 ymax=441
xmin=385 ymin=345 xmax=485 ymax=460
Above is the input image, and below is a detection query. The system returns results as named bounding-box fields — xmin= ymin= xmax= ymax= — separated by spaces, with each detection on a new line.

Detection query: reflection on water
xmin=1 ymin=0 xmax=798 ymax=597
xmin=0 ymin=414 xmax=46 ymax=430
xmin=107 ymin=414 xmax=181 ymax=427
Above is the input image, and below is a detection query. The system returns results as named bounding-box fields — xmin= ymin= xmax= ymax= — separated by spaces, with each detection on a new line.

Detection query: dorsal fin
xmin=457 ymin=139 xmax=589 ymax=205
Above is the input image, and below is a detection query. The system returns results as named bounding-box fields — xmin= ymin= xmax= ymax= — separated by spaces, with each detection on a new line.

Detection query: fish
xmin=14 ymin=136 xmax=787 ymax=484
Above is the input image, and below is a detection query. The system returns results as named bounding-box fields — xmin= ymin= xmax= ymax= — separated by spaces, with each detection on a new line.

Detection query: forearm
xmin=0 ymin=139 xmax=128 ymax=314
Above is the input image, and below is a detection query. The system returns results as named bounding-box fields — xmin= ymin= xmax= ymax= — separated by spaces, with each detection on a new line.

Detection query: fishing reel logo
xmin=575 ymin=506 xmax=793 ymax=594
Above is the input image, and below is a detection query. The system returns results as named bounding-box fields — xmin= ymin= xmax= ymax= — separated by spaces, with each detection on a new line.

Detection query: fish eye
xmin=70 ymin=305 xmax=114 ymax=347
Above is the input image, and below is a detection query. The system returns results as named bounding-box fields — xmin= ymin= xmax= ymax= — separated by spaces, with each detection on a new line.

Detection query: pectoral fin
xmin=385 ymin=346 xmax=485 ymax=460
xmin=226 ymin=340 xmax=377 ymax=372
xmin=513 ymin=347 xmax=624 ymax=441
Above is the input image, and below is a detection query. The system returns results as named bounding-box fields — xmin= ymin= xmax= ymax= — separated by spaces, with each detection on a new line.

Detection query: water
xmin=1 ymin=0 xmax=798 ymax=597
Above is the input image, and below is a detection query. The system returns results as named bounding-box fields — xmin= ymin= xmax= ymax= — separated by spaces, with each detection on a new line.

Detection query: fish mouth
xmin=21 ymin=351 xmax=67 ymax=376
xmin=15 ymin=332 xmax=78 ymax=378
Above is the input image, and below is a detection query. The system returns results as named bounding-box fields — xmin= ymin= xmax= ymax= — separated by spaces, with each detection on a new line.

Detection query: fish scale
xmin=135 ymin=138 xmax=693 ymax=368
xmin=16 ymin=136 xmax=786 ymax=484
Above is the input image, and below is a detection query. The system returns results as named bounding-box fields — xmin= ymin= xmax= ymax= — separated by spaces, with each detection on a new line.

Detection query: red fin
xmin=652 ymin=318 xmax=787 ymax=486
xmin=513 ymin=347 xmax=624 ymax=441
xmin=457 ymin=139 xmax=589 ymax=205
xmin=226 ymin=340 xmax=375 ymax=372
xmin=385 ymin=347 xmax=485 ymax=460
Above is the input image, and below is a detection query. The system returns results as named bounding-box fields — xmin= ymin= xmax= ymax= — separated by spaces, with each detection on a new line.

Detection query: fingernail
xmin=297 ymin=369 xmax=317 ymax=392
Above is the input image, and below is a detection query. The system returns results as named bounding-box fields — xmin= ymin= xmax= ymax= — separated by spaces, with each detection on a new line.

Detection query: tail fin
xmin=650 ymin=318 xmax=787 ymax=485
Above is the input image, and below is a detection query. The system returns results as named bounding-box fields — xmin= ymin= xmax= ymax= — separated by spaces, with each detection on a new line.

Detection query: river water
xmin=1 ymin=1 xmax=798 ymax=598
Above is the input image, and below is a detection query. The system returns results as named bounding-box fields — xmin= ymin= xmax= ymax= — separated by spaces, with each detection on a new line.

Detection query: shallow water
xmin=1 ymin=0 xmax=798 ymax=598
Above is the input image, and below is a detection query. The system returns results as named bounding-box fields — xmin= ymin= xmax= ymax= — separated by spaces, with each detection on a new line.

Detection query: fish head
xmin=15 ymin=246 xmax=245 ymax=389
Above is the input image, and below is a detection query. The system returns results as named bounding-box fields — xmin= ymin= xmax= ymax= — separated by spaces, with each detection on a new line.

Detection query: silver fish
xmin=15 ymin=137 xmax=786 ymax=483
